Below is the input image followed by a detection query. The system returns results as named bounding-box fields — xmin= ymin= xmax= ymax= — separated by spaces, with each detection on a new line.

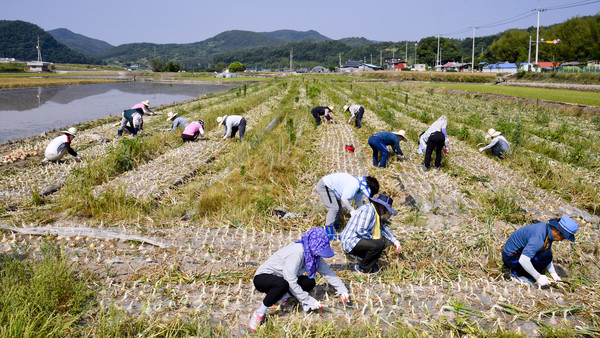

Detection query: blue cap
xmin=369 ymin=194 xmax=398 ymax=215
xmin=555 ymin=215 xmax=578 ymax=242
xmin=316 ymin=245 xmax=335 ymax=258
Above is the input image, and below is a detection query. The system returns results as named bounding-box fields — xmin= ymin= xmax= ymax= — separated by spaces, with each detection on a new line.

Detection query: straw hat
xmin=327 ymin=106 xmax=334 ymax=112
xmin=485 ymin=128 xmax=501 ymax=139
xmin=62 ymin=127 xmax=77 ymax=136
xmin=166 ymin=112 xmax=178 ymax=121
xmin=142 ymin=100 xmax=151 ymax=107
xmin=393 ymin=130 xmax=408 ymax=141
xmin=217 ymin=115 xmax=228 ymax=125
xmin=343 ymin=105 xmax=349 ymax=111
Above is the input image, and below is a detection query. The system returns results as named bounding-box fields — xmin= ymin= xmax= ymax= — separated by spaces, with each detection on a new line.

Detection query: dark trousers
xmin=253 ymin=274 xmax=316 ymax=307
xmin=502 ymin=249 xmax=553 ymax=280
xmin=355 ymin=107 xmax=364 ymax=128
xmin=491 ymin=145 xmax=506 ymax=159
xmin=424 ymin=131 xmax=445 ymax=169
xmin=350 ymin=238 xmax=389 ymax=273
xmin=181 ymin=132 xmax=199 ymax=141
xmin=230 ymin=118 xmax=247 ymax=140
xmin=368 ymin=135 xmax=390 ymax=168
xmin=311 ymin=109 xmax=322 ymax=125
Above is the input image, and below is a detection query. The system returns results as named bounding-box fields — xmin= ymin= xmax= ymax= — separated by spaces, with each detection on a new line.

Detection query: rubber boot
xmin=117 ymin=129 xmax=123 ymax=136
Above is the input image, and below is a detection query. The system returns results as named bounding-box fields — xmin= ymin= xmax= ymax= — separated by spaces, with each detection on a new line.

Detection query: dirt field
xmin=0 ymin=78 xmax=599 ymax=336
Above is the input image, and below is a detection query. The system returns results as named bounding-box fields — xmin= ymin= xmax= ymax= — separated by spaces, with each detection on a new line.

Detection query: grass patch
xmin=414 ymin=82 xmax=600 ymax=107
xmin=0 ymin=243 xmax=94 ymax=336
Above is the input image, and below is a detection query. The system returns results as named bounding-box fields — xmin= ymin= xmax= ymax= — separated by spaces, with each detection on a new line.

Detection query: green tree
xmin=228 ymin=61 xmax=246 ymax=72
xmin=163 ymin=61 xmax=181 ymax=72
xmin=215 ymin=62 xmax=227 ymax=72
xmin=149 ymin=58 xmax=165 ymax=72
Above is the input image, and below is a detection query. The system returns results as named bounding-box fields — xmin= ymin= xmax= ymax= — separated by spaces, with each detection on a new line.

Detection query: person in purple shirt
xmin=368 ymin=130 xmax=408 ymax=168
xmin=502 ymin=215 xmax=579 ymax=286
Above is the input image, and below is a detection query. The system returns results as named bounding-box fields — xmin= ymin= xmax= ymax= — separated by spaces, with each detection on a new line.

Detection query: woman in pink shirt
xmin=181 ymin=120 xmax=205 ymax=141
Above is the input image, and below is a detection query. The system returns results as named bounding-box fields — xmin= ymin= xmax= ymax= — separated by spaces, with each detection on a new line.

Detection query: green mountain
xmin=96 ymin=30 xmax=288 ymax=67
xmin=338 ymin=37 xmax=373 ymax=48
xmin=48 ymin=28 xmax=114 ymax=57
xmin=0 ymin=20 xmax=99 ymax=64
xmin=262 ymin=29 xmax=331 ymax=42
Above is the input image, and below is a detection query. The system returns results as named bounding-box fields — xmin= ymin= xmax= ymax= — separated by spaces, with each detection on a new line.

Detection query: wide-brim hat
xmin=485 ymin=128 xmax=501 ymax=139
xmin=393 ymin=130 xmax=408 ymax=141
xmin=327 ymin=106 xmax=334 ymax=112
xmin=552 ymin=215 xmax=579 ymax=242
xmin=142 ymin=100 xmax=151 ymax=107
xmin=217 ymin=115 xmax=227 ymax=125
xmin=62 ymin=127 xmax=77 ymax=136
xmin=343 ymin=105 xmax=349 ymax=111
xmin=166 ymin=112 xmax=178 ymax=121
xmin=369 ymin=194 xmax=398 ymax=215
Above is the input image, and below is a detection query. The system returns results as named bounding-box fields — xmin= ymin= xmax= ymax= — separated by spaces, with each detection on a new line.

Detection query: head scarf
xmin=295 ymin=227 xmax=331 ymax=279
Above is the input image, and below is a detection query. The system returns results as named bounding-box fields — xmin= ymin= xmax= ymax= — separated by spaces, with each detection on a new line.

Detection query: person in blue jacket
xmin=368 ymin=130 xmax=408 ymax=168
xmin=502 ymin=215 xmax=579 ymax=286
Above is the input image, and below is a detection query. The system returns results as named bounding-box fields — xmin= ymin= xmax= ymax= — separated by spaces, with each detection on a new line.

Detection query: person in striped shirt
xmin=340 ymin=194 xmax=401 ymax=274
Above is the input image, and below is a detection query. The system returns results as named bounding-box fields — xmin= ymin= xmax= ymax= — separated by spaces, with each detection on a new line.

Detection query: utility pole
xmin=414 ymin=42 xmax=417 ymax=68
xmin=535 ymin=1 xmax=541 ymax=73
xmin=339 ymin=53 xmax=342 ymax=67
xmin=528 ymin=36 xmax=532 ymax=71
xmin=380 ymin=49 xmax=382 ymax=67
xmin=290 ymin=48 xmax=293 ymax=71
xmin=436 ymin=35 xmax=440 ymax=67
xmin=370 ymin=54 xmax=373 ymax=64
xmin=392 ymin=47 xmax=395 ymax=59
xmin=405 ymin=41 xmax=408 ymax=61
xmin=471 ymin=26 xmax=475 ymax=73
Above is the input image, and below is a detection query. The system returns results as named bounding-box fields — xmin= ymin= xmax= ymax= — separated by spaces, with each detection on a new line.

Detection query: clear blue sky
xmin=3 ymin=0 xmax=599 ymax=46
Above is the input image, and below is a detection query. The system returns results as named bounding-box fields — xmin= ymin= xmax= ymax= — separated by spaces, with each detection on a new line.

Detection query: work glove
xmin=396 ymin=155 xmax=404 ymax=161
xmin=393 ymin=240 xmax=401 ymax=254
xmin=303 ymin=301 xmax=323 ymax=312
xmin=550 ymin=272 xmax=561 ymax=282
xmin=340 ymin=292 xmax=349 ymax=303
xmin=478 ymin=147 xmax=484 ymax=152
xmin=350 ymin=209 xmax=357 ymax=217
xmin=75 ymin=155 xmax=82 ymax=162
xmin=536 ymin=275 xmax=550 ymax=286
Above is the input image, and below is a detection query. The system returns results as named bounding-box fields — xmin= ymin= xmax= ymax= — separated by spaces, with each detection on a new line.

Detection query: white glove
xmin=550 ymin=272 xmax=561 ymax=282
xmin=75 ymin=155 xmax=82 ymax=162
xmin=393 ymin=240 xmax=401 ymax=254
xmin=536 ymin=275 xmax=550 ymax=286
xmin=478 ymin=147 xmax=484 ymax=152
xmin=350 ymin=209 xmax=356 ymax=217
xmin=340 ymin=292 xmax=349 ymax=303
xmin=310 ymin=301 xmax=323 ymax=311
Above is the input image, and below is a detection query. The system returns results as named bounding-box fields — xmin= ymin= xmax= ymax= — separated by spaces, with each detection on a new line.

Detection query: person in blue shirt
xmin=479 ymin=128 xmax=510 ymax=159
xmin=340 ymin=194 xmax=401 ymax=274
xmin=502 ymin=215 xmax=579 ymax=286
xmin=368 ymin=130 xmax=408 ymax=168
xmin=166 ymin=111 xmax=189 ymax=132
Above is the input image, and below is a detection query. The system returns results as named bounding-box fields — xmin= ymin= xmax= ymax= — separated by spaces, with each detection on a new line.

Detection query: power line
xmin=544 ymin=0 xmax=600 ymax=11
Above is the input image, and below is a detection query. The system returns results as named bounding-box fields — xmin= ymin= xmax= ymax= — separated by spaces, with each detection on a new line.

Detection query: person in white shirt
xmin=42 ymin=127 xmax=81 ymax=163
xmin=217 ymin=115 xmax=246 ymax=141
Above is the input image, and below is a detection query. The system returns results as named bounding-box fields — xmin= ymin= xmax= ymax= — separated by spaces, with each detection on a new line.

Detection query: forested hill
xmin=48 ymin=28 xmax=114 ymax=57
xmin=0 ymin=20 xmax=99 ymax=64
xmin=261 ymin=29 xmax=331 ymax=42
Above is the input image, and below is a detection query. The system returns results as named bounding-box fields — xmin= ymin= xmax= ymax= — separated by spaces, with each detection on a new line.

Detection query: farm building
xmin=311 ymin=66 xmax=329 ymax=73
xmin=384 ymin=58 xmax=408 ymax=70
xmin=412 ymin=64 xmax=427 ymax=71
xmin=338 ymin=61 xmax=383 ymax=72
xmin=440 ymin=62 xmax=471 ymax=72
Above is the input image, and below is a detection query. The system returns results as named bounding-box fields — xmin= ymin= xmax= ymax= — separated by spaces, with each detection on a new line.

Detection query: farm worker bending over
xmin=341 ymin=193 xmax=401 ymax=274
xmin=311 ymin=106 xmax=334 ymax=125
xmin=217 ymin=115 xmax=246 ymax=141
xmin=118 ymin=108 xmax=144 ymax=137
xmin=316 ymin=173 xmax=379 ymax=240
xmin=42 ymin=127 xmax=81 ymax=163
xmin=131 ymin=100 xmax=156 ymax=115
xmin=166 ymin=112 xmax=189 ymax=132
xmin=418 ymin=115 xmax=449 ymax=170
xmin=479 ymin=128 xmax=510 ymax=159
xmin=344 ymin=104 xmax=365 ymax=128
xmin=248 ymin=227 xmax=349 ymax=332
xmin=181 ymin=120 xmax=205 ymax=142
xmin=368 ymin=130 xmax=408 ymax=168
xmin=502 ymin=215 xmax=578 ymax=286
